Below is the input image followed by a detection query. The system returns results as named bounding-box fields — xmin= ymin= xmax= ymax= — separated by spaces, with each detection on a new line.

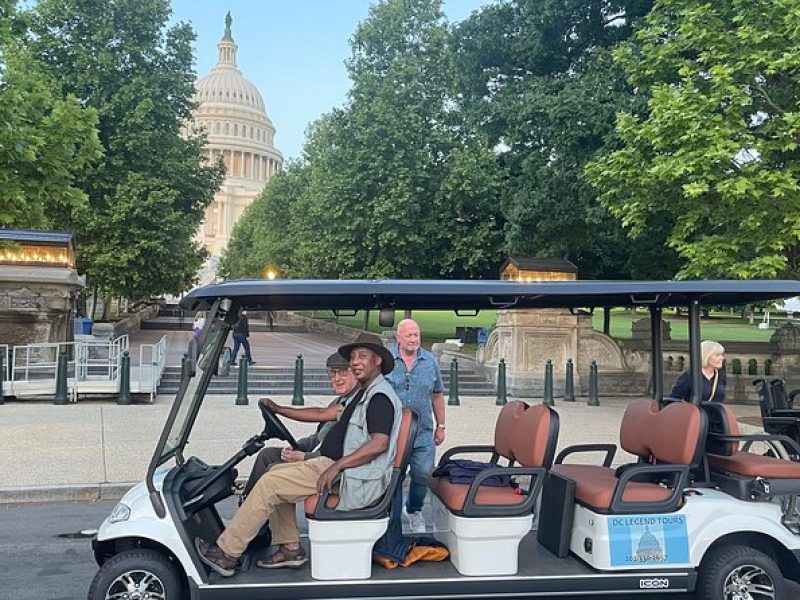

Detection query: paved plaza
xmin=0 ymin=389 xmax=764 ymax=502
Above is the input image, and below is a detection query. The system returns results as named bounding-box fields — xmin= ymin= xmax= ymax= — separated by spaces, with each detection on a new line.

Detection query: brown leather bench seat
xmin=429 ymin=401 xmax=559 ymax=517
xmin=706 ymin=403 xmax=800 ymax=480
xmin=551 ymin=464 xmax=673 ymax=510
xmin=551 ymin=400 xmax=704 ymax=513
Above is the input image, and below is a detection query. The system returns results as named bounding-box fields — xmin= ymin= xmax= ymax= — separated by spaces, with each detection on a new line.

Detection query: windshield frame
xmin=145 ymin=298 xmax=234 ymax=515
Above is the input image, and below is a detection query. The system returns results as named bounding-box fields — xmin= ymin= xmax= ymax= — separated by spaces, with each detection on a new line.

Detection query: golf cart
xmin=89 ymin=279 xmax=800 ymax=599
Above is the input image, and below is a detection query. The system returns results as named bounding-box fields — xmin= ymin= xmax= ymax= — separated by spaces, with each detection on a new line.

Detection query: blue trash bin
xmin=82 ymin=317 xmax=93 ymax=335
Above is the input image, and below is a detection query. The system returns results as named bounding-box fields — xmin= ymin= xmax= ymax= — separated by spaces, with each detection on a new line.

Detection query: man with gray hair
xmin=387 ymin=318 xmax=445 ymax=533
xmin=242 ymin=352 xmax=360 ymax=498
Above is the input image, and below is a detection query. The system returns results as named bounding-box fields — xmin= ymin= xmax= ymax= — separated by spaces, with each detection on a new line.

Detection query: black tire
xmin=88 ymin=548 xmax=183 ymax=600
xmin=698 ymin=544 xmax=786 ymax=600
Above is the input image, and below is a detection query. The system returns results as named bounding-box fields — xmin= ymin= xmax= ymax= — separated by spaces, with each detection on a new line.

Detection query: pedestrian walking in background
xmin=231 ymin=312 xmax=255 ymax=366
xmin=387 ymin=318 xmax=445 ymax=533
xmin=192 ymin=312 xmax=206 ymax=340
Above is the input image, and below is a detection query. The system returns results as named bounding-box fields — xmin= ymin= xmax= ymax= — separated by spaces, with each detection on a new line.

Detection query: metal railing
xmin=1 ymin=334 xmax=171 ymax=402
xmin=135 ymin=335 xmax=167 ymax=402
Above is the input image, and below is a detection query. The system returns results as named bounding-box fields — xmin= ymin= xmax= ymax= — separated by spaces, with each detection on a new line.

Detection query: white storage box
xmin=432 ymin=496 xmax=533 ymax=576
xmin=306 ymin=517 xmax=389 ymax=580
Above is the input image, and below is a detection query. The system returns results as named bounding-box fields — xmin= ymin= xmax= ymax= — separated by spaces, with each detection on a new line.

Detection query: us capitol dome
xmin=187 ymin=13 xmax=283 ymax=264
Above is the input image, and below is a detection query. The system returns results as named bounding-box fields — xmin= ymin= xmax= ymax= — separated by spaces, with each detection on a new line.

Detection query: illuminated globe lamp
xmin=0 ymin=229 xmax=84 ymax=345
xmin=262 ymin=266 xmax=278 ymax=281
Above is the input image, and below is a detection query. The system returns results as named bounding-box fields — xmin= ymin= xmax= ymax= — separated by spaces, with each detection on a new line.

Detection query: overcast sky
xmin=170 ymin=0 xmax=492 ymax=161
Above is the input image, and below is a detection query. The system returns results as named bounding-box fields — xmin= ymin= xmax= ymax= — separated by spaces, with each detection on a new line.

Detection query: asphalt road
xmin=2 ymin=499 xmax=798 ymax=600
xmin=0 ymin=499 xmax=685 ymax=600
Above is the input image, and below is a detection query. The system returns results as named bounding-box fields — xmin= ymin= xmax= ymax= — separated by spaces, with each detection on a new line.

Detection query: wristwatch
xmin=437 ymin=424 xmax=446 ymax=430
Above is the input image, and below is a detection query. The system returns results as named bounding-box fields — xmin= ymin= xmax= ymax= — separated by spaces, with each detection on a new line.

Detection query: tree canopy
xmin=452 ymin=0 xmax=674 ymax=279
xmin=223 ymin=0 xmax=505 ymax=280
xmin=25 ymin=0 xmax=223 ymax=297
xmin=0 ymin=0 xmax=101 ymax=229
xmin=587 ymin=0 xmax=800 ymax=279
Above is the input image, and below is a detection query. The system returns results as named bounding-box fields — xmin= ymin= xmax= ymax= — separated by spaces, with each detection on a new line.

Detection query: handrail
xmin=8 ymin=334 xmax=136 ymax=400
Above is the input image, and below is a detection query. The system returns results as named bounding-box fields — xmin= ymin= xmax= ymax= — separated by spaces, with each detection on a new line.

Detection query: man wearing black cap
xmin=196 ymin=333 xmax=401 ymax=575
xmin=241 ymin=352 xmax=360 ymax=499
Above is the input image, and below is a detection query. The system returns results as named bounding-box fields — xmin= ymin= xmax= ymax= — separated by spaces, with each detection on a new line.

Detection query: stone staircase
xmin=156 ymin=364 xmax=495 ymax=396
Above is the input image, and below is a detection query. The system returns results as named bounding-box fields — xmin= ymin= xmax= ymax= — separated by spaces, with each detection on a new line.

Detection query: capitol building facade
xmin=188 ymin=14 xmax=283 ymax=264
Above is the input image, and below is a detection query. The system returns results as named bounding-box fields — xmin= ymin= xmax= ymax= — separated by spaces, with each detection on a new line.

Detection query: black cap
xmin=325 ymin=352 xmax=350 ymax=370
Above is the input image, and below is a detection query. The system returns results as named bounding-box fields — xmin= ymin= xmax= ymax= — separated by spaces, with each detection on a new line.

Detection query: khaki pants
xmin=217 ymin=457 xmax=334 ymax=557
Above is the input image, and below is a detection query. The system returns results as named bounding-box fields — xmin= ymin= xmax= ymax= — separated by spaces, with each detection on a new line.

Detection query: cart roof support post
xmin=688 ymin=299 xmax=703 ymax=405
xmin=649 ymin=305 xmax=663 ymax=401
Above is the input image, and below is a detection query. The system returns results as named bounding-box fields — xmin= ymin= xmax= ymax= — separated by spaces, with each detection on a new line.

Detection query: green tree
xmin=0 ymin=1 xmax=101 ymax=229
xmin=220 ymin=162 xmax=309 ymax=279
xmin=26 ymin=0 xmax=223 ymax=297
xmin=453 ymin=0 xmax=675 ymax=279
xmin=225 ymin=0 xmax=506 ymax=280
xmin=587 ymin=0 xmax=800 ymax=279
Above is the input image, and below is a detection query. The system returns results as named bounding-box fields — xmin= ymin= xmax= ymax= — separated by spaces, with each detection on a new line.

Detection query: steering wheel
xmin=258 ymin=400 xmax=299 ymax=449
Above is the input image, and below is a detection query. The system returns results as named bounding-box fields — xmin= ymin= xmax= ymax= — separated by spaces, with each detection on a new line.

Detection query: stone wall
xmin=0 ymin=265 xmax=84 ymax=346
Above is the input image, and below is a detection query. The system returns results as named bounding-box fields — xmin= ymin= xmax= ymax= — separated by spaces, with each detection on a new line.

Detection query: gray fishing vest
xmin=336 ymin=375 xmax=402 ymax=511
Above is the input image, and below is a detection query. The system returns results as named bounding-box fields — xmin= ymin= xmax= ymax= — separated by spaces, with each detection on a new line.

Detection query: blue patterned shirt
xmin=387 ymin=345 xmax=444 ymax=444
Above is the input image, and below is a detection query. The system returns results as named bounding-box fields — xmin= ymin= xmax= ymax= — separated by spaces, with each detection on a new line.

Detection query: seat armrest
xmin=310 ymin=470 xmax=398 ymax=521
xmin=767 ymin=410 xmax=800 ymax=419
xmin=710 ymin=432 xmax=800 ymax=457
xmin=438 ymin=445 xmax=499 ymax=467
xmin=610 ymin=463 xmax=689 ymax=514
xmin=555 ymin=444 xmax=617 ymax=467
xmin=462 ymin=466 xmax=546 ymax=517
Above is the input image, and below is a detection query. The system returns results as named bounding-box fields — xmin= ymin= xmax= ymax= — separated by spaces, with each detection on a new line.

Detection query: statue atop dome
xmin=223 ymin=12 xmax=233 ymax=41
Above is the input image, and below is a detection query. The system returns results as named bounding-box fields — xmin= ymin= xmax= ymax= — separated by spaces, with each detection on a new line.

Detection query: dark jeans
xmin=373 ymin=477 xmax=413 ymax=563
xmin=231 ymin=334 xmax=252 ymax=363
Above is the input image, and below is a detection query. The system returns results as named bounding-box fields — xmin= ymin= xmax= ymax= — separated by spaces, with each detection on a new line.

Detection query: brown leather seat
xmin=429 ymin=402 xmax=559 ymax=516
xmin=304 ymin=407 xmax=416 ymax=517
xmin=552 ymin=464 xmax=674 ymax=510
xmin=551 ymin=400 xmax=703 ymax=513
xmin=707 ymin=404 xmax=800 ymax=479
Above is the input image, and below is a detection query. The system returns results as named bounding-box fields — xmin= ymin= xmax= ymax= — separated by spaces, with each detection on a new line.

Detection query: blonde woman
xmin=670 ymin=341 xmax=726 ymax=403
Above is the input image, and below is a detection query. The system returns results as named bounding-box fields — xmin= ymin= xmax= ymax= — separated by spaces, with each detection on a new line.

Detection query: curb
xmin=0 ymin=482 xmax=135 ymax=505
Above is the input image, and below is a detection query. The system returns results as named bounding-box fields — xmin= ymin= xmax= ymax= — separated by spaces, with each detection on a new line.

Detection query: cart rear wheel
xmin=698 ymin=544 xmax=786 ymax=600
xmin=88 ymin=548 xmax=182 ymax=600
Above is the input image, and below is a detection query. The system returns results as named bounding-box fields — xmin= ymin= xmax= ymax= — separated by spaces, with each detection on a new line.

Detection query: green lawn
xmin=304 ymin=308 xmax=784 ymax=343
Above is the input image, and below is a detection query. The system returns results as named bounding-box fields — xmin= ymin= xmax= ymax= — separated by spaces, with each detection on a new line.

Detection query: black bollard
xmin=495 ymin=358 xmax=507 ymax=406
xmin=180 ymin=353 xmax=190 ymax=383
xmin=588 ymin=360 xmax=599 ymax=406
xmin=292 ymin=354 xmax=305 ymax=406
xmin=448 ymin=358 xmax=461 ymax=406
xmin=564 ymin=358 xmax=575 ymax=402
xmin=118 ymin=350 xmax=132 ymax=405
xmin=54 ymin=348 xmax=69 ymax=405
xmin=235 ymin=357 xmax=249 ymax=405
xmin=543 ymin=359 xmax=554 ymax=406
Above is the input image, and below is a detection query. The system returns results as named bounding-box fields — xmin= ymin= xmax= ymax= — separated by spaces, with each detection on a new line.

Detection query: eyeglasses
xmin=327 ymin=368 xmax=351 ymax=379
xmin=404 ymin=373 xmax=411 ymax=391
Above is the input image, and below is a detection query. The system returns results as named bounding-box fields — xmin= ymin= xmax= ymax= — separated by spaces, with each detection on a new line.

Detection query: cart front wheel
xmin=88 ymin=548 xmax=182 ymax=600
xmin=698 ymin=544 xmax=786 ymax=600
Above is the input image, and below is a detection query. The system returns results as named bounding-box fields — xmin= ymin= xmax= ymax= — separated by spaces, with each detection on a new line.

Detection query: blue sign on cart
xmin=608 ymin=514 xmax=689 ymax=567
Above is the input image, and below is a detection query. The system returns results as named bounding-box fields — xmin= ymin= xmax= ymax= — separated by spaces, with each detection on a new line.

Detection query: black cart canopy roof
xmin=180 ymin=279 xmax=800 ymax=312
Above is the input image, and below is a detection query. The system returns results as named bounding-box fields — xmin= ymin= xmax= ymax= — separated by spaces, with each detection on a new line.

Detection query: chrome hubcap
xmin=724 ymin=565 xmax=775 ymax=600
xmin=106 ymin=570 xmax=166 ymax=600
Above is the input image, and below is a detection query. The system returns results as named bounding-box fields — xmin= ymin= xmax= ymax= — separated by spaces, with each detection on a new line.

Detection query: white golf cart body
xmin=90 ymin=279 xmax=800 ymax=599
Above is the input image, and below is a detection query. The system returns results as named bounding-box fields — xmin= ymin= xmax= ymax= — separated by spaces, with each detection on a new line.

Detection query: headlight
xmin=109 ymin=502 xmax=131 ymax=523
